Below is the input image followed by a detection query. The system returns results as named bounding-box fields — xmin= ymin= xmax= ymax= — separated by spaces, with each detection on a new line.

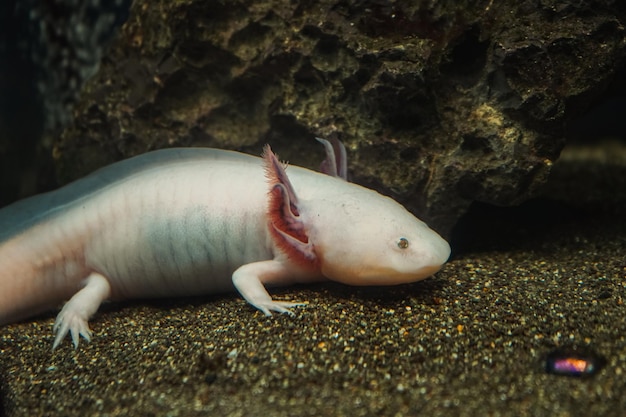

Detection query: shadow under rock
xmin=450 ymin=139 xmax=626 ymax=256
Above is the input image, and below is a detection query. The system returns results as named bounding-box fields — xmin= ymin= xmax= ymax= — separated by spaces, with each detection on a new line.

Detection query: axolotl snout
xmin=0 ymin=139 xmax=450 ymax=349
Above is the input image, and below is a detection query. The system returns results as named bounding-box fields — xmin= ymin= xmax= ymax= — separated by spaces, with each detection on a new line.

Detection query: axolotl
xmin=0 ymin=139 xmax=450 ymax=349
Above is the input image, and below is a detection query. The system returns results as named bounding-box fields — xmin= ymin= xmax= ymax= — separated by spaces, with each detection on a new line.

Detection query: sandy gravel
xmin=1 ymin=141 xmax=625 ymax=417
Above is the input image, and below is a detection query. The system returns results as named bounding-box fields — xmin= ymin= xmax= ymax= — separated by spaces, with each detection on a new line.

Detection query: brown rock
xmin=54 ymin=0 xmax=626 ymax=234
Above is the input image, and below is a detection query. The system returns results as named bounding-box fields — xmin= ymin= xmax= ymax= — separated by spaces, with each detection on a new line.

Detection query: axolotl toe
xmin=0 ymin=139 xmax=450 ymax=349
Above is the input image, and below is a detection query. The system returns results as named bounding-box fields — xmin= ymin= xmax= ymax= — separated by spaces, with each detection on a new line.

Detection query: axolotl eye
xmin=397 ymin=237 xmax=410 ymax=249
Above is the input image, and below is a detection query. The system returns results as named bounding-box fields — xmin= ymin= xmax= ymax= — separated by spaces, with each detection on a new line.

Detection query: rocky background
xmin=1 ymin=0 xmax=625 ymax=235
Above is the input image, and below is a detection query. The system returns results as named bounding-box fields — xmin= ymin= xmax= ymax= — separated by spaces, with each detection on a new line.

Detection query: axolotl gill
xmin=0 ymin=139 xmax=450 ymax=349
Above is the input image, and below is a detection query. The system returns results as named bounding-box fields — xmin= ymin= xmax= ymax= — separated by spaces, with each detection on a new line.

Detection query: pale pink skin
xmin=0 ymin=141 xmax=450 ymax=349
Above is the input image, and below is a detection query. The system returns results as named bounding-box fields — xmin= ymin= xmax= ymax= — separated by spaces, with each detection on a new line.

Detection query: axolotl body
xmin=0 ymin=139 xmax=450 ymax=349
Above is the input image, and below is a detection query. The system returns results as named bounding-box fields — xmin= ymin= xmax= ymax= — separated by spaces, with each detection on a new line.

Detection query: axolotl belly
xmin=0 ymin=139 xmax=450 ymax=349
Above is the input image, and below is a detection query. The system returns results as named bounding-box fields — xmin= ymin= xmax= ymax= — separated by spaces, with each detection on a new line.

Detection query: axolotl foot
xmin=255 ymin=301 xmax=309 ymax=316
xmin=52 ymin=307 xmax=93 ymax=350
xmin=52 ymin=272 xmax=112 ymax=349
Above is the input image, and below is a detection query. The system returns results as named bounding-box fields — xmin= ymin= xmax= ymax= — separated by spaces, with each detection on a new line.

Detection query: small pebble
xmin=545 ymin=348 xmax=606 ymax=377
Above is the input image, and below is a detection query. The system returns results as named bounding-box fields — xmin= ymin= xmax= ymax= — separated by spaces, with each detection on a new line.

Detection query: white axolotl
xmin=0 ymin=139 xmax=450 ymax=349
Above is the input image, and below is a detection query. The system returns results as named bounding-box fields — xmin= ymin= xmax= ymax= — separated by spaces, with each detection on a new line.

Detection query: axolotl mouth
xmin=321 ymin=261 xmax=446 ymax=286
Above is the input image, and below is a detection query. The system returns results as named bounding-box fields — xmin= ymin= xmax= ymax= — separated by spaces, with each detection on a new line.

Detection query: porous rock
xmin=54 ymin=0 xmax=626 ymax=234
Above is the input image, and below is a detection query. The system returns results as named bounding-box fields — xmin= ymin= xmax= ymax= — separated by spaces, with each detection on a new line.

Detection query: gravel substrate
xmin=1 ymin=141 xmax=625 ymax=416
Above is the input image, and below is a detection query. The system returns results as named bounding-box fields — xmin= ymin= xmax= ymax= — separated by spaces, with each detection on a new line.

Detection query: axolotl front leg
xmin=232 ymin=260 xmax=310 ymax=316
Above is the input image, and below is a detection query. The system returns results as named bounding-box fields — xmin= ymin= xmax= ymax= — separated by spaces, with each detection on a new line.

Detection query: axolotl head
xmin=305 ymin=187 xmax=451 ymax=286
xmin=264 ymin=143 xmax=451 ymax=286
